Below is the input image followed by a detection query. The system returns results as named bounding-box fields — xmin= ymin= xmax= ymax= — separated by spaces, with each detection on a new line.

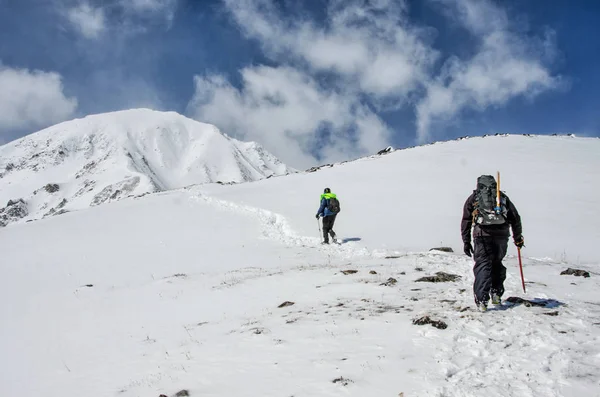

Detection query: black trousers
xmin=322 ymin=215 xmax=337 ymax=242
xmin=473 ymin=236 xmax=508 ymax=304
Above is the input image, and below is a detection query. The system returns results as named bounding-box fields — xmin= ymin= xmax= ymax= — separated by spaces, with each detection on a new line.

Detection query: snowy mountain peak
xmin=0 ymin=109 xmax=292 ymax=226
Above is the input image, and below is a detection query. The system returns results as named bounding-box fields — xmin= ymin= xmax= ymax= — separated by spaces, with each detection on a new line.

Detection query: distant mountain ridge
xmin=0 ymin=109 xmax=292 ymax=226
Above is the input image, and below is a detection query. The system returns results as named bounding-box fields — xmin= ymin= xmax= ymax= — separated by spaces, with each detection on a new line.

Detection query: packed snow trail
xmin=191 ymin=192 xmax=371 ymax=259
xmin=1 ymin=178 xmax=599 ymax=396
xmin=197 ymin=135 xmax=600 ymax=264
xmin=192 ymin=190 xmax=600 ymax=396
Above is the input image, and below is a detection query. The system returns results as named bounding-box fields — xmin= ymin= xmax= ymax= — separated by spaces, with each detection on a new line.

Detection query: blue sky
xmin=0 ymin=0 xmax=598 ymax=167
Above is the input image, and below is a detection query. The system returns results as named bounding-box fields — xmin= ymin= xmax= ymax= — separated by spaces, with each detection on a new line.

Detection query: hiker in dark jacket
xmin=316 ymin=188 xmax=339 ymax=244
xmin=461 ymin=175 xmax=524 ymax=311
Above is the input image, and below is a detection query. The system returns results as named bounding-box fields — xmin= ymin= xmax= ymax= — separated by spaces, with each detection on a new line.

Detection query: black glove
xmin=514 ymin=235 xmax=525 ymax=248
xmin=464 ymin=242 xmax=473 ymax=257
xmin=315 ymin=214 xmax=320 ymax=219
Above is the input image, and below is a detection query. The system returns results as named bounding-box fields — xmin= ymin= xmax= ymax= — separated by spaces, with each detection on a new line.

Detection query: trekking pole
xmin=517 ymin=247 xmax=526 ymax=293
xmin=317 ymin=218 xmax=321 ymax=237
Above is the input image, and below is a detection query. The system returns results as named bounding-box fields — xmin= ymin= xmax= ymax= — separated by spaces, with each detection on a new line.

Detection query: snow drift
xmin=0 ymin=109 xmax=291 ymax=226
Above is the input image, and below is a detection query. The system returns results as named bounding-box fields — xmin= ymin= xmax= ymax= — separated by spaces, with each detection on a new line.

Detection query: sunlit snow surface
xmin=1 ymin=134 xmax=599 ymax=397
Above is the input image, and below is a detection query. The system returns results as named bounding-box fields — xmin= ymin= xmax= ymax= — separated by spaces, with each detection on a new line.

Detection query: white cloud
xmin=66 ymin=2 xmax=106 ymax=39
xmin=187 ymin=0 xmax=561 ymax=166
xmin=223 ymin=0 xmax=438 ymax=103
xmin=188 ymin=0 xmax=433 ymax=167
xmin=0 ymin=64 xmax=78 ymax=133
xmin=188 ymin=66 xmax=390 ymax=169
xmin=415 ymin=0 xmax=560 ymax=141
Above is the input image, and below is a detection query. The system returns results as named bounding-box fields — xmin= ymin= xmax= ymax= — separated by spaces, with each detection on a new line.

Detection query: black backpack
xmin=473 ymin=175 xmax=506 ymax=225
xmin=327 ymin=197 xmax=341 ymax=214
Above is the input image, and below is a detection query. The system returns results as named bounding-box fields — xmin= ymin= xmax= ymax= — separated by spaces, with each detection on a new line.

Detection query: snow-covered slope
xmin=1 ymin=134 xmax=599 ymax=397
xmin=200 ymin=134 xmax=600 ymax=264
xmin=0 ymin=109 xmax=291 ymax=226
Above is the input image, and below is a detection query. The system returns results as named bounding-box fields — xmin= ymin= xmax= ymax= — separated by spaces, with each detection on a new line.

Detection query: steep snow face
xmin=0 ymin=109 xmax=291 ymax=225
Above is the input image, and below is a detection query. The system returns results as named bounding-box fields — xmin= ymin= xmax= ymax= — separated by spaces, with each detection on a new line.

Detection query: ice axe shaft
xmin=497 ymin=171 xmax=501 ymax=205
xmin=496 ymin=171 xmax=501 ymax=213
xmin=517 ymin=247 xmax=526 ymax=293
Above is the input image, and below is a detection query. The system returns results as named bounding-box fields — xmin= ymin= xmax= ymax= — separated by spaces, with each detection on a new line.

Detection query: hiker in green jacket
xmin=316 ymin=188 xmax=340 ymax=244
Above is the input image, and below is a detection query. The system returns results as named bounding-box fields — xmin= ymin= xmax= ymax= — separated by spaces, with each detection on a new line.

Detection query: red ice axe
xmin=517 ymin=247 xmax=526 ymax=293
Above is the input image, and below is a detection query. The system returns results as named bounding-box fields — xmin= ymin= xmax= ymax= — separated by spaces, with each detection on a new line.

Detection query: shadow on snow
xmin=491 ymin=297 xmax=565 ymax=311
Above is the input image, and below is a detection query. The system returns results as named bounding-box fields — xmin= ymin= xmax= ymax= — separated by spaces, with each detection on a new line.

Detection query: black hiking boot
xmin=330 ymin=231 xmax=337 ymax=244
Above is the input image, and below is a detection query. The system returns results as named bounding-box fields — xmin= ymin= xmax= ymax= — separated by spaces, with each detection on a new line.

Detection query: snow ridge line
xmin=190 ymin=194 xmax=370 ymax=257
